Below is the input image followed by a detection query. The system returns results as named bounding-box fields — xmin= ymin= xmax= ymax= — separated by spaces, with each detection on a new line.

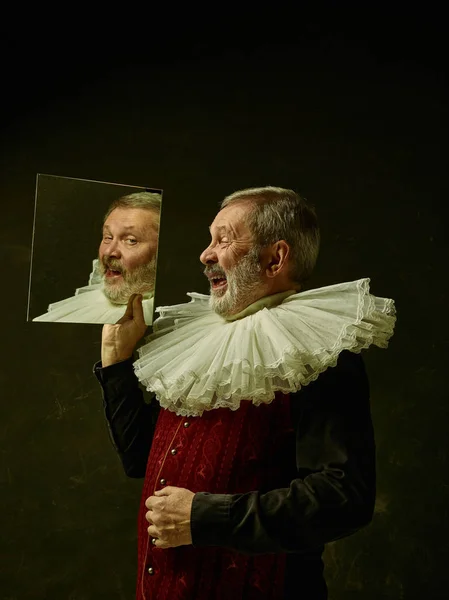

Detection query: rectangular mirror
xmin=28 ymin=174 xmax=162 ymax=325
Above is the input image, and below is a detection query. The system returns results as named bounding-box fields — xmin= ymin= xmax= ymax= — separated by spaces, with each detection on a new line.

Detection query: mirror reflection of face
xmin=98 ymin=207 xmax=159 ymax=304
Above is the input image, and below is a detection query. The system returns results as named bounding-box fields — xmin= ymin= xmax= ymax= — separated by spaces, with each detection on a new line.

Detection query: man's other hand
xmin=101 ymin=294 xmax=148 ymax=367
xmin=145 ymin=486 xmax=195 ymax=549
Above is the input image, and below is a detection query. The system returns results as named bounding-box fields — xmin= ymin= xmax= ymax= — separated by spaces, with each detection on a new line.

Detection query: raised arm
xmin=94 ymin=294 xmax=158 ymax=478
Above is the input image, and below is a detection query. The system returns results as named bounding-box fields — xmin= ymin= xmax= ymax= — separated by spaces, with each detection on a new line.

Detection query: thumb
xmin=118 ymin=293 xmax=137 ymax=322
xmin=132 ymin=293 xmax=146 ymax=326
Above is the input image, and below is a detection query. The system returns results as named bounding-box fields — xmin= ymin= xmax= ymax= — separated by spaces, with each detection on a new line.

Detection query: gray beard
xmin=209 ymin=246 xmax=262 ymax=317
xmin=99 ymin=257 xmax=156 ymax=305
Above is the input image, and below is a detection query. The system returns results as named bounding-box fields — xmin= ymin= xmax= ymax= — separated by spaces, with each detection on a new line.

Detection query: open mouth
xmin=211 ymin=277 xmax=227 ymax=290
xmin=105 ymin=269 xmax=123 ymax=278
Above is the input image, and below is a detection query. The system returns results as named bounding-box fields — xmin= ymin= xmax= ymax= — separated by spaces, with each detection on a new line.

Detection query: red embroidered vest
xmin=136 ymin=394 xmax=296 ymax=600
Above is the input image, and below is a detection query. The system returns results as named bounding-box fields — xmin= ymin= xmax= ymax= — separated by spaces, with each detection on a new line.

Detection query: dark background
xmin=1 ymin=6 xmax=448 ymax=599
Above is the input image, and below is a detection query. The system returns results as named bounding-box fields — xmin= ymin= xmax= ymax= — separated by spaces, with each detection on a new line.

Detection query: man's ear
xmin=265 ymin=240 xmax=290 ymax=279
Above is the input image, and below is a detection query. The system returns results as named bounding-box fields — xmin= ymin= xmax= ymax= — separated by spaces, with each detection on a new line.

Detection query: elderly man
xmin=94 ymin=187 xmax=396 ymax=599
xmin=33 ymin=191 xmax=160 ymax=324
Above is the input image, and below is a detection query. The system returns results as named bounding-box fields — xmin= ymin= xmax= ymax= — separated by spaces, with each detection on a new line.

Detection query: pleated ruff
xmin=32 ymin=287 xmax=154 ymax=324
xmin=134 ymin=278 xmax=396 ymax=416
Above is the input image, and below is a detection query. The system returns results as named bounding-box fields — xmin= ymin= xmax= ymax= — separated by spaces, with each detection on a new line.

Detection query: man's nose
xmin=199 ymin=245 xmax=218 ymax=265
xmin=103 ymin=239 xmax=121 ymax=259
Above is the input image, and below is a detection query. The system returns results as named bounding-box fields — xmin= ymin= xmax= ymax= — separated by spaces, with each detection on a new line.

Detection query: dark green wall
xmin=1 ymin=13 xmax=448 ymax=599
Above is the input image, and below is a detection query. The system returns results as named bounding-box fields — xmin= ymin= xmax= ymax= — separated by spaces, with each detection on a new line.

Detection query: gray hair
xmin=104 ymin=191 xmax=162 ymax=229
xmin=221 ymin=186 xmax=320 ymax=285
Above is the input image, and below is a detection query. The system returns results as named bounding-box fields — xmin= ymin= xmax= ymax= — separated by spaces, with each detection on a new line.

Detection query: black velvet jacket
xmin=94 ymin=350 xmax=376 ymax=599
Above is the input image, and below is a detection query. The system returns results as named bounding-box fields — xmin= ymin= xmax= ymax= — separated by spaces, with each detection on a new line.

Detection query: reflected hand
xmin=101 ymin=293 xmax=148 ymax=367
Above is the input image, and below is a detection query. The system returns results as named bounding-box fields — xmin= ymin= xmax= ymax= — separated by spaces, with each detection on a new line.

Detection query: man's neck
xmin=225 ymin=289 xmax=297 ymax=321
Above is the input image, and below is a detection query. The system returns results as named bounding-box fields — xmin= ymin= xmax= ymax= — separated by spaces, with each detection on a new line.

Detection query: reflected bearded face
xmin=200 ymin=203 xmax=265 ymax=317
xmin=98 ymin=207 xmax=159 ymax=305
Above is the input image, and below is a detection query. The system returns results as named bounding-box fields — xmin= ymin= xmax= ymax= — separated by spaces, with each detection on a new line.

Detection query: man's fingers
xmin=145 ymin=496 xmax=158 ymax=509
xmin=154 ymin=487 xmax=171 ymax=497
xmin=147 ymin=526 xmax=171 ymax=549
xmin=148 ymin=535 xmax=169 ymax=549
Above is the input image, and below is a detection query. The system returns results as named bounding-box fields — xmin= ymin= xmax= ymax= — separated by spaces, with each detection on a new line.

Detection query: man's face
xmin=200 ymin=203 xmax=265 ymax=317
xmin=98 ymin=207 xmax=159 ymax=304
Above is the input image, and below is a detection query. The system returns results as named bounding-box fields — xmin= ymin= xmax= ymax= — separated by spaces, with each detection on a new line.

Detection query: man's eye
xmin=103 ymin=236 xmax=112 ymax=241
xmin=126 ymin=238 xmax=137 ymax=244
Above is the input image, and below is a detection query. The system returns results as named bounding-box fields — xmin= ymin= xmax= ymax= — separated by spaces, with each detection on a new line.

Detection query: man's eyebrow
xmin=209 ymin=225 xmax=230 ymax=234
xmin=102 ymin=224 xmax=138 ymax=231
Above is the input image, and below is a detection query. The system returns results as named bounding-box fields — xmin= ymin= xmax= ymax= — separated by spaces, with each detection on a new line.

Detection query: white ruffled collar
xmin=33 ymin=259 xmax=154 ymax=325
xmin=134 ymin=278 xmax=396 ymax=416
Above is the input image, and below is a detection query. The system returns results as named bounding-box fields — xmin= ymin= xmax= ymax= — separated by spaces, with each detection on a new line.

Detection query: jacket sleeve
xmin=191 ymin=350 xmax=376 ymax=554
xmin=93 ymin=358 xmax=160 ymax=478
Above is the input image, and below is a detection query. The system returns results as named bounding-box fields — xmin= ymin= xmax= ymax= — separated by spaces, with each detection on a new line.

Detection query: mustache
xmin=101 ymin=258 xmax=125 ymax=274
xmin=204 ymin=265 xmax=226 ymax=278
